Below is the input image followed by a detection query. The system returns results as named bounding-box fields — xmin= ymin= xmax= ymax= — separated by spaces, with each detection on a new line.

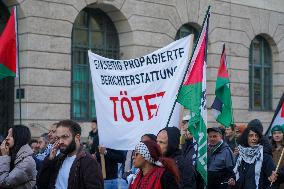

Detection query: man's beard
xmin=61 ymin=138 xmax=76 ymax=155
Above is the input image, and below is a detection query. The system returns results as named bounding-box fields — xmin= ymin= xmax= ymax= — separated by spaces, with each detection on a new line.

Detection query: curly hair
xmin=237 ymin=126 xmax=263 ymax=147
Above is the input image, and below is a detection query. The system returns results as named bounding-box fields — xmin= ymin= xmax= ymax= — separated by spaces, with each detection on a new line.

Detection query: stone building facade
xmin=0 ymin=0 xmax=283 ymax=137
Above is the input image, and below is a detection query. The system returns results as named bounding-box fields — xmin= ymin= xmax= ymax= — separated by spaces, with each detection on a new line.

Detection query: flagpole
xmin=270 ymin=147 xmax=284 ymax=186
xmin=15 ymin=6 xmax=21 ymax=125
xmin=165 ymin=6 xmax=211 ymax=128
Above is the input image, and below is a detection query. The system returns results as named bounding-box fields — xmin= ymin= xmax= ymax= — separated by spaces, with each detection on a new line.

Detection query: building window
xmin=249 ymin=36 xmax=272 ymax=110
xmin=71 ymin=8 xmax=119 ymax=120
xmin=175 ymin=24 xmax=199 ymax=46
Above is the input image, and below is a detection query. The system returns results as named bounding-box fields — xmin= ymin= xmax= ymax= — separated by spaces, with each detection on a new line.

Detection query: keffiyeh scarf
xmin=135 ymin=142 xmax=163 ymax=167
xmin=233 ymin=145 xmax=263 ymax=189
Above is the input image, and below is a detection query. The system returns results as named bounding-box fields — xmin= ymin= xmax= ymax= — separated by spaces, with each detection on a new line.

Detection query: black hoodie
xmin=159 ymin=127 xmax=197 ymax=189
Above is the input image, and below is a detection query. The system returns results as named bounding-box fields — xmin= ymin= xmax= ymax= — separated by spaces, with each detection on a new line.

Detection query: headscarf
xmin=135 ymin=142 xmax=163 ymax=167
xmin=159 ymin=127 xmax=180 ymax=156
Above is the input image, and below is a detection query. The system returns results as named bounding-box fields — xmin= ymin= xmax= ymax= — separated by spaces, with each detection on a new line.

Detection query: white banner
xmin=88 ymin=35 xmax=193 ymax=150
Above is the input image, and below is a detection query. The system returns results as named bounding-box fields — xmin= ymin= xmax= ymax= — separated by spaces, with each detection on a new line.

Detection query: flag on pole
xmin=265 ymin=93 xmax=284 ymax=135
xmin=177 ymin=7 xmax=210 ymax=184
xmin=211 ymin=44 xmax=233 ymax=128
xmin=0 ymin=7 xmax=18 ymax=79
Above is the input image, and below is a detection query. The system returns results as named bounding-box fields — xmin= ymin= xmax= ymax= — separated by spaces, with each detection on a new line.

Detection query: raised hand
xmin=49 ymin=140 xmax=59 ymax=160
xmin=0 ymin=140 xmax=9 ymax=156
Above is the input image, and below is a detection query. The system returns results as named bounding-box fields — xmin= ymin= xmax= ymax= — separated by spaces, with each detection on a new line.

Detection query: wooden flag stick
xmin=276 ymin=148 xmax=284 ymax=172
xmin=270 ymin=147 xmax=284 ymax=186
xmin=100 ymin=153 xmax=106 ymax=179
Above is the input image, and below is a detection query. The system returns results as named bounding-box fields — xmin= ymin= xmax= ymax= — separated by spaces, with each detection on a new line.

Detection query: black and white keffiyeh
xmin=135 ymin=142 xmax=163 ymax=167
xmin=233 ymin=144 xmax=263 ymax=189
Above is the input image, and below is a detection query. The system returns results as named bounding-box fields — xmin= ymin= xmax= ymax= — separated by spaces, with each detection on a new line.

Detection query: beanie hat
xmin=159 ymin=127 xmax=180 ymax=157
xmin=271 ymin=125 xmax=284 ymax=134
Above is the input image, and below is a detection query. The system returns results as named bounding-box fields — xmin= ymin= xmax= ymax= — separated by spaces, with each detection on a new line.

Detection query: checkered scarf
xmin=135 ymin=142 xmax=163 ymax=167
xmin=233 ymin=145 xmax=263 ymax=189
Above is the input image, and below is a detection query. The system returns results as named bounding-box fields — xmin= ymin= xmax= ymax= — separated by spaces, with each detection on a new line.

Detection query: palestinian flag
xmin=265 ymin=93 xmax=284 ymax=135
xmin=211 ymin=44 xmax=233 ymax=128
xmin=0 ymin=7 xmax=18 ymax=79
xmin=177 ymin=8 xmax=210 ymax=185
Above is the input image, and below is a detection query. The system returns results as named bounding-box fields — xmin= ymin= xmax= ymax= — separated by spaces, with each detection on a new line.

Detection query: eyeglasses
xmin=182 ymin=121 xmax=188 ymax=125
xmin=55 ymin=134 xmax=71 ymax=141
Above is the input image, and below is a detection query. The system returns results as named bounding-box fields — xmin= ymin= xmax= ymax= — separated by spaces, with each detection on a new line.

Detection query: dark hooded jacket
xmin=159 ymin=127 xmax=197 ymax=189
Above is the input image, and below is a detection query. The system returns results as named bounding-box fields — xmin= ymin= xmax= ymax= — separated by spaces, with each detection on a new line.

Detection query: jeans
xmin=104 ymin=179 xmax=118 ymax=189
xmin=104 ymin=178 xmax=128 ymax=189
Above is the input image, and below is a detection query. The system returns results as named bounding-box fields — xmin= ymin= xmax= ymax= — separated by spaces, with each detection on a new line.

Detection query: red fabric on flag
xmin=217 ymin=46 xmax=229 ymax=79
xmin=183 ymin=37 xmax=206 ymax=85
xmin=0 ymin=8 xmax=17 ymax=73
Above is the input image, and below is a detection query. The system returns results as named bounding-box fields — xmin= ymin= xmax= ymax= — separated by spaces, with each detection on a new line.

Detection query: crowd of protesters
xmin=0 ymin=117 xmax=284 ymax=189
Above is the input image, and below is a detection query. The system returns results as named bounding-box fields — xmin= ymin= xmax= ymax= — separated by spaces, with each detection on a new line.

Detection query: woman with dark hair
xmin=0 ymin=125 xmax=37 ymax=188
xmin=228 ymin=126 xmax=276 ymax=189
xmin=129 ymin=140 xmax=179 ymax=189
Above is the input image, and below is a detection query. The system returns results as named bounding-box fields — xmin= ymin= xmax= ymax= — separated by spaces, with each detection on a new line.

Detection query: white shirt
xmin=55 ymin=155 xmax=76 ymax=189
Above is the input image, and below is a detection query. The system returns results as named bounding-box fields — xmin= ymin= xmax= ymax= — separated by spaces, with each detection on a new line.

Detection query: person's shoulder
xmin=79 ymin=151 xmax=99 ymax=166
xmin=219 ymin=142 xmax=234 ymax=155
xmin=161 ymin=169 xmax=179 ymax=188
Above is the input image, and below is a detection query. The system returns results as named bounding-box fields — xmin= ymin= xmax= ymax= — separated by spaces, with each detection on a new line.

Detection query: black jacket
xmin=37 ymin=147 xmax=103 ymax=189
xmin=97 ymin=148 xmax=125 ymax=180
xmin=182 ymin=139 xmax=197 ymax=165
xmin=235 ymin=152 xmax=275 ymax=189
xmin=173 ymin=150 xmax=197 ymax=189
xmin=88 ymin=130 xmax=99 ymax=154
xmin=160 ymin=127 xmax=197 ymax=189
xmin=182 ymin=140 xmax=205 ymax=189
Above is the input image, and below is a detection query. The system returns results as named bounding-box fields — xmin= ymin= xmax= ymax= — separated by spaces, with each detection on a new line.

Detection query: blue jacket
xmin=208 ymin=141 xmax=235 ymax=189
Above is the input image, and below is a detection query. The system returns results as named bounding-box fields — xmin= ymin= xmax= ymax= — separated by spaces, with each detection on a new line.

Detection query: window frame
xmin=249 ymin=36 xmax=272 ymax=111
xmin=71 ymin=8 xmax=119 ymax=121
